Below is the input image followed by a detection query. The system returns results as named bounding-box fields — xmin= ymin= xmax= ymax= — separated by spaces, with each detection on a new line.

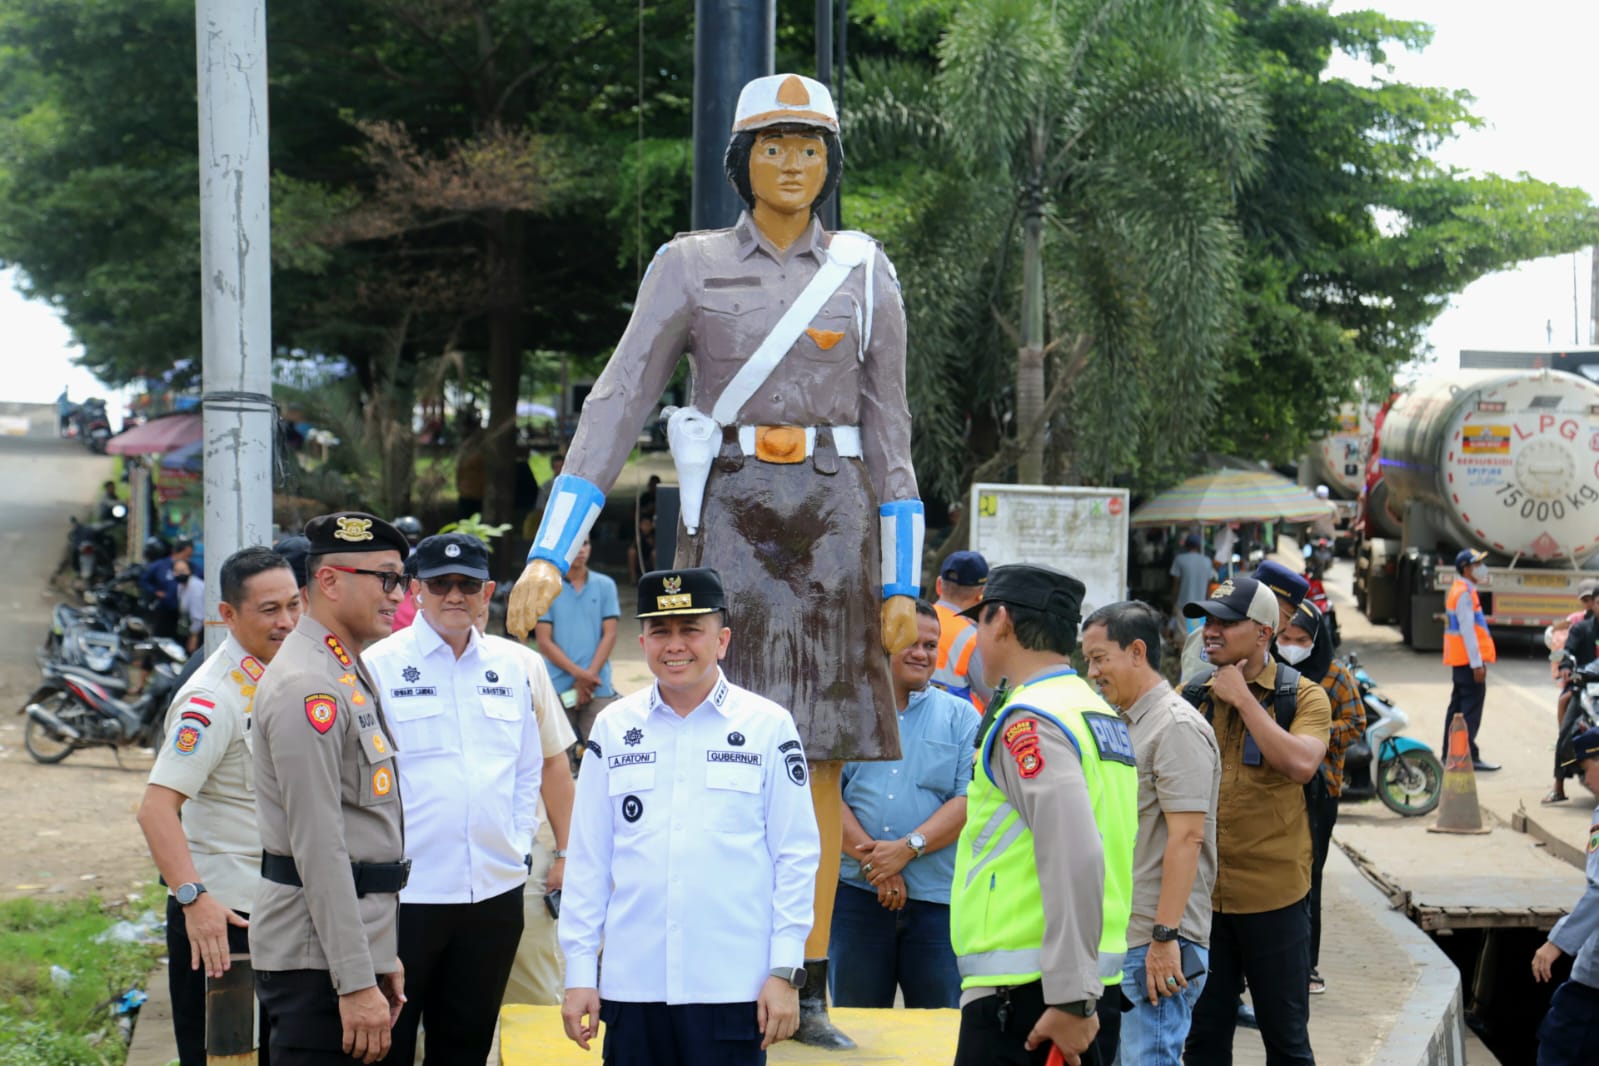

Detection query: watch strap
xmin=1048 ymin=999 xmax=1097 ymax=1017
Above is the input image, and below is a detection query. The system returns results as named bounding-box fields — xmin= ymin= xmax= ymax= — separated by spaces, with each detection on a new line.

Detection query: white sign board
xmin=969 ymin=483 xmax=1131 ymax=615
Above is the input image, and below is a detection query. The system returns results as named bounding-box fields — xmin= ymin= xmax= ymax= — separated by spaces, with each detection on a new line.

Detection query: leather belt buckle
xmin=754 ymin=425 xmax=806 ymax=464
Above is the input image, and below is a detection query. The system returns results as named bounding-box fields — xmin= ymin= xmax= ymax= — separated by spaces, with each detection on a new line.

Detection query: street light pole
xmin=195 ymin=0 xmax=274 ymax=657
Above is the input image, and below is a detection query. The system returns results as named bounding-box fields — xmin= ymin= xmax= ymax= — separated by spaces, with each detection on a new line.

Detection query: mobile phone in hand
xmin=544 ymin=889 xmax=562 ymax=920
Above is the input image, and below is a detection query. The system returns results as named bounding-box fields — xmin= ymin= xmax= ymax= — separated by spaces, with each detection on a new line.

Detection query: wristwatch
xmin=1049 ymin=999 xmax=1097 ymax=1017
xmin=1151 ymin=923 xmax=1180 ymax=943
xmin=174 ymin=882 xmax=207 ymax=906
xmin=550 ymin=849 xmax=568 ymax=860
xmin=906 ymin=832 xmax=927 ymax=859
xmin=770 ymin=966 xmax=807 ymax=990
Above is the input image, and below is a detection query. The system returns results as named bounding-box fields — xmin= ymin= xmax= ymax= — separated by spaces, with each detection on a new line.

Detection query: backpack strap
xmin=1179 ymin=669 xmax=1216 ymax=723
xmin=1270 ymin=662 xmax=1300 ymax=730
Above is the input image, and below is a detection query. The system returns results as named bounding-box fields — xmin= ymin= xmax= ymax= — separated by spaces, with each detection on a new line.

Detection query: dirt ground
xmin=0 ymin=418 xmax=156 ymax=904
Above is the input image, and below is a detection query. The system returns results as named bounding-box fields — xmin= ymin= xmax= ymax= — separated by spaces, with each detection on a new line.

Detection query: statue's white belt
xmin=735 ymin=424 xmax=862 ymax=462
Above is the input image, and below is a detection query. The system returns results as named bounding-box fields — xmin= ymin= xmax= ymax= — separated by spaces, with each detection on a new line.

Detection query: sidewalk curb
xmin=1510 ymin=805 xmax=1587 ymax=871
xmin=1336 ymin=846 xmax=1468 ymax=1066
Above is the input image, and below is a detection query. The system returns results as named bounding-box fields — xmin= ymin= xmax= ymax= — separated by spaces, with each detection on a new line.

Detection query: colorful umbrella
xmin=1131 ymin=469 xmax=1330 ymax=526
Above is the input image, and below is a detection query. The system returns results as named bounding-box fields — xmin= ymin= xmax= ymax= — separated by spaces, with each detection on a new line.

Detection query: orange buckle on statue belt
xmin=754 ymin=425 xmax=807 ymax=463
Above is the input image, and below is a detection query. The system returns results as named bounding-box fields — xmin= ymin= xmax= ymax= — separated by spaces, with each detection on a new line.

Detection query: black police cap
xmin=271 ymin=535 xmax=311 ymax=589
xmin=303 ymin=512 xmax=410 ymax=558
xmin=413 ymin=533 xmax=491 ymax=580
xmin=636 ymin=567 xmax=728 ymax=619
xmin=958 ymin=564 xmax=1086 ymax=622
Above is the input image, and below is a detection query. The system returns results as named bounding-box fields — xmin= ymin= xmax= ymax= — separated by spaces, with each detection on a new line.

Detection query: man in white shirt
xmin=363 ymin=534 xmax=544 ymax=1065
xmin=559 ymin=567 xmax=821 ymax=1065
xmin=137 ymin=546 xmax=302 ymax=1066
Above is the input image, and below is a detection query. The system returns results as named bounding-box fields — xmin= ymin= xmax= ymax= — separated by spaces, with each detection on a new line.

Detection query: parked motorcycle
xmin=20 ymin=656 xmax=183 ymax=764
xmin=1339 ymin=651 xmax=1444 ymax=816
xmin=59 ymin=506 xmax=126 ymax=586
xmin=1554 ymin=653 xmax=1599 ymax=763
xmin=1305 ymin=576 xmax=1341 ymax=649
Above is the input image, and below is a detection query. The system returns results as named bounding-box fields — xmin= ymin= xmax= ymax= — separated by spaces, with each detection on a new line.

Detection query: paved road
xmin=0 ymin=412 xmax=154 ymax=902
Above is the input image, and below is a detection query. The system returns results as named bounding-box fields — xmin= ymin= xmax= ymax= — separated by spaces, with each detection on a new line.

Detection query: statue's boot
xmin=794 ymin=958 xmax=856 ymax=1050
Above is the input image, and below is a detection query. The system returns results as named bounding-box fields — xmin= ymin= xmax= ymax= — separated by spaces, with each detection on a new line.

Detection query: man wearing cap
xmin=559 ymin=567 xmax=821 ymax=1065
xmin=1179 ymin=561 xmax=1308 ymax=685
xmin=933 ymin=550 xmax=992 ymax=708
xmin=1181 ymin=576 xmax=1329 ymax=1066
xmin=137 ymin=546 xmax=301 ymax=1066
xmin=509 ymin=71 xmax=919 ymax=1046
xmin=1443 ymin=548 xmax=1498 ymax=772
xmin=250 ymin=513 xmax=410 ymax=1066
xmin=1566 ymin=579 xmax=1598 ymax=671
xmin=362 ymin=534 xmax=545 ymax=1064
xmin=1532 ymin=729 xmax=1599 ymax=1065
xmin=950 ymin=565 xmax=1139 ymax=1066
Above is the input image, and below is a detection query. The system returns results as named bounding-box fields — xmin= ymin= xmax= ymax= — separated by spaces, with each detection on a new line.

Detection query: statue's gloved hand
xmin=507 ymin=560 xmax=563 ymax=640
xmin=881 ymin=595 xmax=918 ymax=656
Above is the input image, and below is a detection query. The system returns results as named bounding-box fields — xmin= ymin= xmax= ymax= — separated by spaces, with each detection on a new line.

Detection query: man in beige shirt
xmin=1180 ymin=577 xmax=1329 ymax=1066
xmin=138 ymin=546 xmax=302 ymax=1066
xmin=1082 ymin=600 xmax=1219 ymax=1065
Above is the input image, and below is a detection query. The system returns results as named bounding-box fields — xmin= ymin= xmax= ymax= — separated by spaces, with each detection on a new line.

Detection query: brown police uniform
xmin=564 ymin=211 xmax=914 ymax=760
xmin=249 ymin=612 xmax=405 ymax=1061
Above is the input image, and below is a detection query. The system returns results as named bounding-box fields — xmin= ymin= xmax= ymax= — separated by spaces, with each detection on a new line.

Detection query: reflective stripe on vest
xmin=933 ymin=603 xmax=981 ymax=706
xmin=950 ymin=670 xmax=1138 ymax=991
xmin=1443 ymin=579 xmax=1497 ymax=667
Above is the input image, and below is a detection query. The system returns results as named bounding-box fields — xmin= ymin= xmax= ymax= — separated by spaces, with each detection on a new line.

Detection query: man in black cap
xmin=950 ymin=564 xmax=1139 ymax=1066
xmin=250 ymin=512 xmax=410 ymax=1066
xmin=362 ymin=533 xmax=545 ymax=1065
xmin=1182 ymin=576 xmax=1329 ymax=1066
xmin=1442 ymin=548 xmax=1498 ymax=772
xmin=1179 ymin=561 xmax=1309 ymax=685
xmin=559 ymin=567 xmax=821 ymax=1065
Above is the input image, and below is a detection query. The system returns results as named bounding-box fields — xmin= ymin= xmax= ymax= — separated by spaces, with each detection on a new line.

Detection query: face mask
xmin=1276 ymin=642 xmax=1312 ymax=665
xmin=1472 ymin=565 xmax=1489 ymax=584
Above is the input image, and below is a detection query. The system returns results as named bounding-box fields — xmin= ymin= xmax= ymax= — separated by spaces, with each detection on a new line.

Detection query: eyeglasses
xmin=323 ymin=565 xmax=406 ymax=594
xmin=423 ymin=576 xmax=485 ymax=596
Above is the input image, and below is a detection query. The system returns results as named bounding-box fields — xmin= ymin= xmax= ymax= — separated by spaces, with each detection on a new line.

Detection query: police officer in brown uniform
xmin=250 ymin=513 xmax=410 ymax=1066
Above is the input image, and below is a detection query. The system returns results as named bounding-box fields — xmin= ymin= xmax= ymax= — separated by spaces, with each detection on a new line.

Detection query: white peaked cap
xmin=732 ymin=74 xmax=840 ymax=135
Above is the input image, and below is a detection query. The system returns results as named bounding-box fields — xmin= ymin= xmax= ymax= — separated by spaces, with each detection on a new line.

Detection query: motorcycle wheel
xmin=22 ymin=690 xmax=85 ymax=764
xmin=1376 ymin=750 xmax=1443 ymax=817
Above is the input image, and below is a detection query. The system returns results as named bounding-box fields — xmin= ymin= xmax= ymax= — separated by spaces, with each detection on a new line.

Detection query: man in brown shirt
xmin=1179 ymin=577 xmax=1329 ymax=1066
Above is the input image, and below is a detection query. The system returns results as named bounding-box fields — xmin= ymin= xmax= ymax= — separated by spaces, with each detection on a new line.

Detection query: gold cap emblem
xmin=662 ymin=575 xmax=683 ymax=593
xmin=334 ymin=516 xmax=374 ymax=542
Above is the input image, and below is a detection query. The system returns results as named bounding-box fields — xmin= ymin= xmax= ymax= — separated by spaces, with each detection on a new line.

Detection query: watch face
xmin=176 ymin=883 xmax=199 ymax=905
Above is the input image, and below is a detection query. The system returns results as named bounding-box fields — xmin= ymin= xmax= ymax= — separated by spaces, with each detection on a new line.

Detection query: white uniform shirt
xmin=364 ymin=612 xmax=543 ymax=904
xmin=560 ymin=671 xmax=821 ymax=1004
xmin=146 ymin=633 xmax=267 ymax=912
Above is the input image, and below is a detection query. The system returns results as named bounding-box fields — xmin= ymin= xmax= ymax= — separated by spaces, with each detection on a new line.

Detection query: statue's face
xmin=748 ymin=130 xmax=828 ymax=214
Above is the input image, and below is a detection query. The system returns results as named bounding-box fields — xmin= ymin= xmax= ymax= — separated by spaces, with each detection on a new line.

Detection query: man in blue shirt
xmin=1532 ymin=729 xmax=1599 ymax=1065
xmin=831 ymin=599 xmax=979 ymax=1008
xmin=534 ymin=534 xmax=620 ymax=757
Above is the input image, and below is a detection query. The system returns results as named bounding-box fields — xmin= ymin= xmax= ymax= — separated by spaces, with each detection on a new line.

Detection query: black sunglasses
xmin=423 ymin=576 xmax=485 ymax=596
xmin=324 ymin=565 xmax=406 ymax=594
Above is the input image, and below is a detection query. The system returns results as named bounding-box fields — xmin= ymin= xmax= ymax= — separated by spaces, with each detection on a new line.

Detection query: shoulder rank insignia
xmin=325 ymin=635 xmax=353 ymax=667
xmin=305 ymin=694 xmax=338 ymax=734
xmin=241 ymin=656 xmax=264 ymax=681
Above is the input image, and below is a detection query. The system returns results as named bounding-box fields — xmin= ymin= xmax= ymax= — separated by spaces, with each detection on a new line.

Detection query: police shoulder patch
xmin=1589 ymin=823 xmax=1599 ymax=855
xmin=786 ymin=752 xmax=808 ymax=786
xmin=172 ymin=724 xmax=203 ymax=756
xmin=305 ymin=694 xmax=338 ymax=734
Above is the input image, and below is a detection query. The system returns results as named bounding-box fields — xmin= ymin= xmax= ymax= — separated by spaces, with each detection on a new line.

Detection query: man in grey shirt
xmin=1083 ymin=601 xmax=1220 ymax=1065
xmin=1170 ymin=534 xmax=1212 ymax=630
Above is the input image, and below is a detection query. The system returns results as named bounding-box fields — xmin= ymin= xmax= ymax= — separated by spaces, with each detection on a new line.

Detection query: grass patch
xmin=0 ymin=888 xmax=166 ymax=1066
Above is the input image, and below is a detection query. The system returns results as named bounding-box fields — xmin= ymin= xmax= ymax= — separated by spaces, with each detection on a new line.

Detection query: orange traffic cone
xmin=1428 ymin=712 xmax=1490 ymax=834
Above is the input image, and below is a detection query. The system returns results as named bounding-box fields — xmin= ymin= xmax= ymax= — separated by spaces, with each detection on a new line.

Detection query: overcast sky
xmin=3 ymin=0 xmax=1596 ymax=407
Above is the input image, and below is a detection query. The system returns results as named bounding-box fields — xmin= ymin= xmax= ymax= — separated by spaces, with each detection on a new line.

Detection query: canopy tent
xmin=105 ymin=412 xmax=202 ymax=456
xmin=1131 ymin=469 xmax=1329 ymax=527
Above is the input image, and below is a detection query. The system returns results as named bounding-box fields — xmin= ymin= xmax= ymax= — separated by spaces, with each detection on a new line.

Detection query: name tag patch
xmin=609 ymin=752 xmax=657 ymax=769
xmin=389 ymin=686 xmax=438 ymax=699
xmin=1084 ymin=713 xmax=1136 ymax=767
xmin=477 ymin=685 xmax=514 ymax=698
xmin=708 ymin=751 xmax=762 ymax=766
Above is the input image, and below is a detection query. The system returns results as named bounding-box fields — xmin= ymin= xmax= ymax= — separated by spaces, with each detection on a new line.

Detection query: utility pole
xmin=1590 ymin=246 xmax=1598 ymax=345
xmin=691 ymin=0 xmax=775 ymax=230
xmin=196 ymin=0 xmax=274 ymax=660
xmin=814 ymin=0 xmax=839 ymax=231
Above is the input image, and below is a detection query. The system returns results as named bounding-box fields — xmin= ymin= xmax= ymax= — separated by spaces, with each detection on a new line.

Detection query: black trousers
xmin=1187 ymin=900 xmax=1315 ymax=1066
xmin=166 ymin=895 xmax=269 ymax=1066
xmin=1538 ymin=978 xmax=1599 ymax=1065
xmin=599 ymin=1000 xmax=764 ymax=1066
xmin=1555 ymin=693 xmax=1586 ymax=780
xmin=1442 ymin=665 xmax=1486 ymax=761
xmin=1307 ymin=790 xmax=1339 ymax=970
xmin=953 ymin=980 xmax=1106 ymax=1066
xmin=255 ymin=969 xmax=373 ymax=1066
xmin=388 ymin=883 xmax=524 ymax=1066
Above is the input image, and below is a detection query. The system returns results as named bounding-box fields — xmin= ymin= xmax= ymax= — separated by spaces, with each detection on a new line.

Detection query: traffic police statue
xmin=250 ymin=512 xmax=410 ymax=1066
xmin=508 ymin=71 xmax=922 ymax=1046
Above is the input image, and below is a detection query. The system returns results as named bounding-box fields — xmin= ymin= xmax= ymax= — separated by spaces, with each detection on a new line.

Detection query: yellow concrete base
xmin=499 ymin=1005 xmax=959 ymax=1064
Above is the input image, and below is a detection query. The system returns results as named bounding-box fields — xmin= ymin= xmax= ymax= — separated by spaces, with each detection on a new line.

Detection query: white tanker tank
xmin=1366 ymin=368 xmax=1599 ymax=646
xmin=1303 ymin=404 xmax=1371 ymax=500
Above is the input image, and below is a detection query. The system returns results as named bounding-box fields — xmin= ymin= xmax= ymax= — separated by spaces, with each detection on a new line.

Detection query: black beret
xmin=303 ymin=512 xmax=409 ymax=558
xmin=959 ymin=564 xmax=1086 ymax=622
xmin=636 ymin=567 xmax=728 ymax=619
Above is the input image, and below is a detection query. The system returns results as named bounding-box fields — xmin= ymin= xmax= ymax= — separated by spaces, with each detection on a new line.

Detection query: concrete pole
xmin=1590 ymin=245 xmax=1597 ymax=345
xmin=690 ymin=0 xmax=775 ymax=230
xmin=196 ymin=0 xmax=274 ymax=659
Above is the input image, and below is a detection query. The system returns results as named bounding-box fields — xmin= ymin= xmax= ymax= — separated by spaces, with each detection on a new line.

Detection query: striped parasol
xmin=1131 ymin=469 xmax=1330 ymax=526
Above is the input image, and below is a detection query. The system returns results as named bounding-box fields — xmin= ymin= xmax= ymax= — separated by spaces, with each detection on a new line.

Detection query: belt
xmin=734 ymin=424 xmax=862 ymax=463
xmin=261 ymin=851 xmax=411 ymax=897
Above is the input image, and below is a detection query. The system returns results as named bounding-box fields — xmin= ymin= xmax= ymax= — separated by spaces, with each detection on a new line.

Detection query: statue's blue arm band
xmin=879 ymin=499 xmax=925 ymax=599
xmin=527 ymin=474 xmax=607 ymax=574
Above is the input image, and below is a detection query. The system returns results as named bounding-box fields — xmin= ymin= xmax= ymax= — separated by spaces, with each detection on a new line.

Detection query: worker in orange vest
xmin=932 ymin=551 xmax=991 ymax=710
xmin=1443 ymin=548 xmax=1498 ymax=772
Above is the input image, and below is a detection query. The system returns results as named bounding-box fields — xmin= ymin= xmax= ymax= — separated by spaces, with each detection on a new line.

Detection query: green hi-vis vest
xmin=950 ymin=667 xmax=1139 ymax=991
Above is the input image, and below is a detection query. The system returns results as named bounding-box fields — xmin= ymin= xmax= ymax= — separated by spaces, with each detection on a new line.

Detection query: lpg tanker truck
xmin=1353 ymin=368 xmax=1599 ymax=651
xmin=1301 ymin=403 xmax=1374 ymax=552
